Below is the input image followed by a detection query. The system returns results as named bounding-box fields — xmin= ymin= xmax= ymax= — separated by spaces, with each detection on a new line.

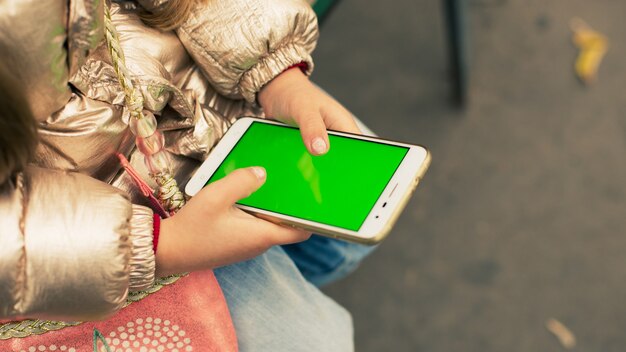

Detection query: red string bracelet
xmin=152 ymin=214 xmax=161 ymax=254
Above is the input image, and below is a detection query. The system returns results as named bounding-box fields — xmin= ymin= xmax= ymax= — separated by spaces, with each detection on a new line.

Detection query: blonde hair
xmin=140 ymin=0 xmax=201 ymax=31
xmin=0 ymin=65 xmax=38 ymax=185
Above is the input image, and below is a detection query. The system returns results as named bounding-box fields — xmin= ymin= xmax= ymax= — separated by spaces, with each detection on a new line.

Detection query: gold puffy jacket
xmin=0 ymin=0 xmax=318 ymax=321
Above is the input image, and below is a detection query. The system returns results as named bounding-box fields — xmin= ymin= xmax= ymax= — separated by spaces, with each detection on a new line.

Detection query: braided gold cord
xmin=126 ymin=274 xmax=186 ymax=304
xmin=104 ymin=5 xmax=144 ymax=121
xmin=0 ymin=320 xmax=81 ymax=340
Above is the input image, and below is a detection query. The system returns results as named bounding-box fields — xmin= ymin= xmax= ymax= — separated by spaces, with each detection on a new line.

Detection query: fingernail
xmin=251 ymin=167 xmax=266 ymax=180
xmin=311 ymin=137 xmax=327 ymax=155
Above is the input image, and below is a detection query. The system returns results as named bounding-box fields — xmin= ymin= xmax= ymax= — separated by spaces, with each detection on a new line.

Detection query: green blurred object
xmin=312 ymin=0 xmax=340 ymax=25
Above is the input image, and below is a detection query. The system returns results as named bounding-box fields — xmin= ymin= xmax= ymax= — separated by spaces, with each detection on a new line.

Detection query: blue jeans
xmin=214 ymin=235 xmax=376 ymax=352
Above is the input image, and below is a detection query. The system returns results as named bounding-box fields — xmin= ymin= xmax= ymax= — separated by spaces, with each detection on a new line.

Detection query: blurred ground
xmin=312 ymin=0 xmax=626 ymax=351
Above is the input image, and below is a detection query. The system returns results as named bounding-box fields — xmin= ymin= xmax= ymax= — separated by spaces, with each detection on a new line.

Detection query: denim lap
xmin=214 ymin=236 xmax=376 ymax=351
xmin=214 ymin=246 xmax=353 ymax=351
xmin=282 ymin=235 xmax=377 ymax=287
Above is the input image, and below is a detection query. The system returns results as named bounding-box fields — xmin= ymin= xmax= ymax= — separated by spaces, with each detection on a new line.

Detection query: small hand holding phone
xmin=186 ymin=117 xmax=430 ymax=245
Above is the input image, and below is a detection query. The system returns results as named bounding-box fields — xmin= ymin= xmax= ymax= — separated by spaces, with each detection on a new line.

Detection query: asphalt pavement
xmin=313 ymin=1 xmax=626 ymax=350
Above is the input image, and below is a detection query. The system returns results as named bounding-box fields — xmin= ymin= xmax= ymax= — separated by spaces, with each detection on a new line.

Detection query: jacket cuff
xmin=240 ymin=43 xmax=314 ymax=104
xmin=128 ymin=205 xmax=156 ymax=292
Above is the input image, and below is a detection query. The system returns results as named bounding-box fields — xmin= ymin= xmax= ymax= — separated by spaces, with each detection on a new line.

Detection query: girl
xmin=0 ymin=0 xmax=372 ymax=350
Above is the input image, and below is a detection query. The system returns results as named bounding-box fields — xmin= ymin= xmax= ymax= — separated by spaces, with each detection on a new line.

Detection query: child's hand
xmin=155 ymin=167 xmax=310 ymax=277
xmin=258 ymin=68 xmax=361 ymax=155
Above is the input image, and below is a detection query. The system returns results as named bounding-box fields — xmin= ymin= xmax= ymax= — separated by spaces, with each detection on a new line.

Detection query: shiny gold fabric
xmin=175 ymin=0 xmax=318 ymax=102
xmin=0 ymin=168 xmax=132 ymax=321
xmin=128 ymin=205 xmax=157 ymax=291
xmin=68 ymin=0 xmax=104 ymax=79
xmin=0 ymin=178 xmax=24 ymax=318
xmin=0 ymin=0 xmax=319 ymax=321
xmin=0 ymin=0 xmax=72 ymax=120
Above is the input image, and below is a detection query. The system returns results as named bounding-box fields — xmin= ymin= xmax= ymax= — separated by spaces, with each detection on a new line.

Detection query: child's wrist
xmin=154 ymin=217 xmax=179 ymax=277
xmin=258 ymin=67 xmax=308 ymax=112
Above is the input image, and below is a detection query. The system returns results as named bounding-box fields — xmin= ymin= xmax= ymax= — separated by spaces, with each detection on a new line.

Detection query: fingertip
xmin=249 ymin=166 xmax=266 ymax=180
xmin=298 ymin=114 xmax=329 ymax=155
xmin=287 ymin=228 xmax=313 ymax=243
xmin=275 ymin=225 xmax=312 ymax=244
xmin=310 ymin=136 xmax=329 ymax=155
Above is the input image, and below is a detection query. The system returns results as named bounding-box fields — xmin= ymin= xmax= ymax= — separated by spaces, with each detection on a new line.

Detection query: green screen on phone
xmin=206 ymin=121 xmax=409 ymax=231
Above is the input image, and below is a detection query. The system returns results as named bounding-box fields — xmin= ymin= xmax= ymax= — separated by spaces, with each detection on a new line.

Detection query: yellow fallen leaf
xmin=570 ymin=18 xmax=608 ymax=84
xmin=546 ymin=318 xmax=576 ymax=349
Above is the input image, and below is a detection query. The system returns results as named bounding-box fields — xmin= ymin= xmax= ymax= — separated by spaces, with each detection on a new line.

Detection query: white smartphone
xmin=186 ymin=117 xmax=430 ymax=245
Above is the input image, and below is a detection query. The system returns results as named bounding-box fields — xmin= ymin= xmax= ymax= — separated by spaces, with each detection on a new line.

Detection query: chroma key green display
xmin=206 ymin=122 xmax=409 ymax=231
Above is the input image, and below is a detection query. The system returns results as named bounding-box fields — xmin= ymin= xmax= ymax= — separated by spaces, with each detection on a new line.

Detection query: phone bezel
xmin=185 ymin=117 xmax=430 ymax=245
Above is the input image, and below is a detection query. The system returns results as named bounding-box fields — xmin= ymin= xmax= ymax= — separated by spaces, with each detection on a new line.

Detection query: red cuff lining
xmin=284 ymin=62 xmax=309 ymax=74
xmin=153 ymin=214 xmax=161 ymax=254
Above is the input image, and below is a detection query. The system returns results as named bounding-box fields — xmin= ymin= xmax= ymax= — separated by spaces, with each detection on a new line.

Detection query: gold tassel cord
xmin=153 ymin=173 xmax=187 ymax=213
xmin=103 ymin=4 xmax=185 ymax=213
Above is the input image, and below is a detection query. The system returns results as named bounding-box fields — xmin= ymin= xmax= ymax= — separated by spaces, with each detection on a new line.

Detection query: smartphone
xmin=185 ymin=117 xmax=430 ymax=245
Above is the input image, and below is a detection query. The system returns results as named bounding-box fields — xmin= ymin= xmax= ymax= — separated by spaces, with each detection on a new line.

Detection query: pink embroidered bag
xmin=0 ymin=271 xmax=237 ymax=351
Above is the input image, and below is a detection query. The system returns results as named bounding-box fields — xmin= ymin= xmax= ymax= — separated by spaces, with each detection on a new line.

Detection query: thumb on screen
xmin=200 ymin=167 xmax=266 ymax=205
